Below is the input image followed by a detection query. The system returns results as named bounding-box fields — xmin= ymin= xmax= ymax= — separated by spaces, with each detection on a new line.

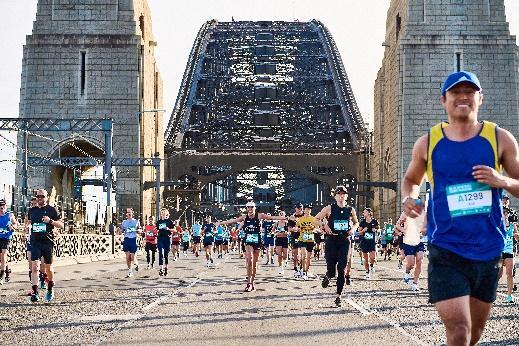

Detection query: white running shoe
xmin=146 ymin=264 xmax=151 ymax=270
xmin=411 ymin=282 xmax=419 ymax=291
xmin=364 ymin=271 xmax=371 ymax=279
xmin=278 ymin=266 xmax=284 ymax=275
xmin=127 ymin=270 xmax=133 ymax=278
xmin=403 ymin=272 xmax=410 ymax=284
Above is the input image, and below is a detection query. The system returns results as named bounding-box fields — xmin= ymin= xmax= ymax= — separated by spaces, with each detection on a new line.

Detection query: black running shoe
xmin=334 ymin=296 xmax=341 ymax=307
xmin=321 ymin=275 xmax=330 ymax=288
xmin=164 ymin=268 xmax=168 ymax=276
xmin=158 ymin=269 xmax=163 ymax=276
xmin=345 ymin=276 xmax=351 ymax=285
xmin=514 ymin=284 xmax=517 ymax=292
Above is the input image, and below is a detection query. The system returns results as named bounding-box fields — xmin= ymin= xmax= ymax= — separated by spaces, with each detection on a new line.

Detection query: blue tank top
xmin=192 ymin=223 xmax=202 ymax=236
xmin=426 ymin=121 xmax=505 ymax=261
xmin=0 ymin=213 xmax=12 ymax=240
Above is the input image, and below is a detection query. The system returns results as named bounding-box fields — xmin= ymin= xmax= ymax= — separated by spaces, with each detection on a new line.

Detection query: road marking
xmin=92 ymin=257 xmax=226 ymax=346
xmin=78 ymin=314 xmax=141 ymax=322
xmin=344 ymin=298 xmax=371 ymax=315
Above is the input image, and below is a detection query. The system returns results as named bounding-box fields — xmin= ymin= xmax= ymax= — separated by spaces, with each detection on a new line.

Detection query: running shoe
xmin=45 ymin=290 xmax=54 ymax=302
xmin=365 ymin=271 xmax=371 ymax=279
xmin=146 ymin=264 xmax=151 ymax=270
xmin=134 ymin=264 xmax=139 ymax=272
xmin=40 ymin=279 xmax=47 ymax=290
xmin=334 ymin=296 xmax=342 ymax=307
xmin=158 ymin=269 xmax=164 ymax=276
xmin=302 ymin=273 xmax=308 ymax=281
xmin=403 ymin=272 xmax=410 ymax=285
xmin=30 ymin=292 xmax=40 ymax=303
xmin=164 ymin=268 xmax=168 ymax=276
xmin=0 ymin=271 xmax=4 ymax=285
xmin=278 ymin=266 xmax=284 ymax=275
xmin=4 ymin=270 xmax=10 ymax=283
xmin=210 ymin=258 xmax=214 ymax=264
xmin=411 ymin=282 xmax=419 ymax=292
xmin=321 ymin=274 xmax=330 ymax=288
xmin=505 ymin=295 xmax=515 ymax=303
xmin=270 ymin=258 xmax=274 ymax=265
xmin=398 ymin=260 xmax=403 ymax=269
xmin=513 ymin=284 xmax=517 ymax=292
xmin=244 ymin=283 xmax=251 ymax=292
xmin=127 ymin=270 xmax=133 ymax=278
xmin=250 ymin=284 xmax=256 ymax=292
xmin=307 ymin=272 xmax=316 ymax=279
xmin=345 ymin=275 xmax=351 ymax=285
xmin=195 ymin=252 xmax=199 ymax=257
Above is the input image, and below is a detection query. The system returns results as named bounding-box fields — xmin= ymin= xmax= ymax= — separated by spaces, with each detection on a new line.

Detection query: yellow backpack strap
xmin=427 ymin=122 xmax=446 ymax=188
xmin=479 ymin=121 xmax=501 ymax=172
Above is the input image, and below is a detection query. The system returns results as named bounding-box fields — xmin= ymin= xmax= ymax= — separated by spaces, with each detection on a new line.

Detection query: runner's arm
xmin=350 ymin=208 xmax=359 ymax=234
xmin=217 ymin=215 xmax=244 ymax=226
xmin=401 ymin=135 xmax=428 ymax=217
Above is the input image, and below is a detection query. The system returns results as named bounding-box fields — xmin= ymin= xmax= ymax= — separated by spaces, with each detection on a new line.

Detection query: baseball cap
xmin=303 ymin=203 xmax=312 ymax=209
xmin=0 ymin=199 xmax=5 ymax=206
xmin=441 ymin=71 xmax=481 ymax=96
xmin=294 ymin=202 xmax=303 ymax=209
xmin=502 ymin=194 xmax=510 ymax=200
xmin=333 ymin=185 xmax=348 ymax=195
xmin=245 ymin=201 xmax=256 ymax=208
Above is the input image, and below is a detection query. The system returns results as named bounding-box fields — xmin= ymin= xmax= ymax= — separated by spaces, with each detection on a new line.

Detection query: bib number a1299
xmin=446 ymin=182 xmax=492 ymax=218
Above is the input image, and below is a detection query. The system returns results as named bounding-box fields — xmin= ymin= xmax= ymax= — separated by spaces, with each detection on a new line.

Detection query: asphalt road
xmin=1 ymin=250 xmax=517 ymax=345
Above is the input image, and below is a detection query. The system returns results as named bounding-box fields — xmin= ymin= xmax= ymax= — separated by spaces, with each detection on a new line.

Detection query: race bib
xmin=146 ymin=231 xmax=154 ymax=237
xmin=364 ymin=232 xmax=374 ymax=240
xmin=334 ymin=220 xmax=350 ymax=232
xmin=158 ymin=223 xmax=167 ymax=230
xmin=246 ymin=233 xmax=259 ymax=243
xmin=33 ymin=223 xmax=47 ymax=233
xmin=126 ymin=227 xmax=136 ymax=235
xmin=0 ymin=228 xmax=8 ymax=234
xmin=446 ymin=182 xmax=492 ymax=218
xmin=275 ymin=227 xmax=285 ymax=234
xmin=302 ymin=233 xmax=314 ymax=241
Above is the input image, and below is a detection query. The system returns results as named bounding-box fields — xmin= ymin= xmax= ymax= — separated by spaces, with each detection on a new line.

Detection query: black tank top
xmin=328 ymin=204 xmax=352 ymax=235
xmin=243 ymin=212 xmax=261 ymax=235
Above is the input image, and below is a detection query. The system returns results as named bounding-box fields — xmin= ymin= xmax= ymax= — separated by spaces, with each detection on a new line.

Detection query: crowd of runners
xmin=1 ymin=70 xmax=519 ymax=344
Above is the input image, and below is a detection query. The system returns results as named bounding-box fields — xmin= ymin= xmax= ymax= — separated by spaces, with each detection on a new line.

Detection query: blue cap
xmin=441 ymin=71 xmax=481 ymax=96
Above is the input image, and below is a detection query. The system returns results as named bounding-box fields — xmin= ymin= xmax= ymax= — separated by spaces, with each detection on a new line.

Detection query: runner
xmin=358 ymin=207 xmax=379 ymax=279
xmin=230 ymin=226 xmax=238 ymax=252
xmin=288 ymin=203 xmax=304 ymax=277
xmin=262 ymin=216 xmax=275 ymax=265
xmin=156 ymin=209 xmax=174 ymax=276
xmin=171 ymin=220 xmax=182 ymax=261
xmin=315 ymin=185 xmax=359 ymax=307
xmin=214 ymin=222 xmax=225 ymax=259
xmin=396 ymin=210 xmax=426 ymax=291
xmin=202 ymin=215 xmax=216 ymax=267
xmin=217 ymin=201 xmax=285 ymax=292
xmin=222 ymin=226 xmax=230 ymax=255
xmin=296 ymin=204 xmax=317 ymax=280
xmin=191 ymin=221 xmax=202 ymax=257
xmin=0 ymin=199 xmax=18 ymax=285
xmin=144 ymin=216 xmax=158 ymax=270
xmin=501 ymin=207 xmax=518 ymax=302
xmin=273 ymin=211 xmax=289 ymax=275
xmin=181 ymin=226 xmax=190 ymax=256
xmin=401 ymin=70 xmax=519 ymax=345
xmin=237 ymin=222 xmax=246 ymax=258
xmin=27 ymin=189 xmax=64 ymax=302
xmin=383 ymin=218 xmax=395 ymax=260
xmin=314 ymin=222 xmax=324 ymax=261
xmin=119 ymin=207 xmax=142 ymax=278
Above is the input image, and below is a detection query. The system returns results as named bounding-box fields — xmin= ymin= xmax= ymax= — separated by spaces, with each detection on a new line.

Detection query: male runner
xmin=401 ymin=70 xmax=519 ymax=345
xmin=0 ymin=199 xmax=18 ymax=285
xmin=144 ymin=216 xmax=158 ymax=270
xmin=273 ymin=211 xmax=289 ymax=274
xmin=358 ymin=207 xmax=379 ymax=279
xmin=287 ymin=203 xmax=304 ymax=277
xmin=119 ymin=208 xmax=142 ymax=278
xmin=191 ymin=221 xmax=202 ymax=257
xmin=156 ymin=208 xmax=174 ymax=276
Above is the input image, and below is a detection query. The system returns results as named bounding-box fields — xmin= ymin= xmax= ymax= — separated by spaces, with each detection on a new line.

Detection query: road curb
xmin=8 ymin=252 xmax=126 ymax=273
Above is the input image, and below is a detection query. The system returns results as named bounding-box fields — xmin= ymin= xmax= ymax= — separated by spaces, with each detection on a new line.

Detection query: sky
xmin=0 ymin=0 xmax=519 ymax=189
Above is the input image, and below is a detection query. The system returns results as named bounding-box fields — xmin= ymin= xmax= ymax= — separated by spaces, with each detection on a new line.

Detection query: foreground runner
xmin=0 ymin=199 xmax=17 ymax=285
xmin=315 ymin=186 xmax=359 ymax=307
xmin=28 ymin=189 xmax=64 ymax=302
xmin=217 ymin=202 xmax=285 ymax=292
xmin=401 ymin=70 xmax=519 ymax=345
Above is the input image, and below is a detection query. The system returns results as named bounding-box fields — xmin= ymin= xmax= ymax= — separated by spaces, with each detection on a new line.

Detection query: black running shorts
xmin=428 ymin=244 xmax=500 ymax=304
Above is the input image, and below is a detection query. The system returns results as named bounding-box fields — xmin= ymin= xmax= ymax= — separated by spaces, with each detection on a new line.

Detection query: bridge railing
xmin=6 ymin=232 xmax=145 ymax=263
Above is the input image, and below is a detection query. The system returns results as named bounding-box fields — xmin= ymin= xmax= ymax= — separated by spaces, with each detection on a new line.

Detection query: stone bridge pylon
xmin=16 ymin=0 xmax=164 ymax=220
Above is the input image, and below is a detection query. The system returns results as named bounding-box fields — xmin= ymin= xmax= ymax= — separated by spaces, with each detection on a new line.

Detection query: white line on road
xmin=344 ymin=298 xmax=371 ymax=315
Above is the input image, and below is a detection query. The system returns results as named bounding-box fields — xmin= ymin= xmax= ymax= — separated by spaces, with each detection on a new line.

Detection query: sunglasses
xmin=36 ymin=195 xmax=46 ymax=199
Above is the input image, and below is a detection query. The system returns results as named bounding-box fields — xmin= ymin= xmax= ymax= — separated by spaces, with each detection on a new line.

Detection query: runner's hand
xmin=402 ymin=197 xmax=423 ymax=218
xmin=472 ymin=165 xmax=507 ymax=188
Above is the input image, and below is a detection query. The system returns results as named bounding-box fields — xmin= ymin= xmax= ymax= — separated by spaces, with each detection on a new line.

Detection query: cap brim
xmin=445 ymin=81 xmax=481 ymax=94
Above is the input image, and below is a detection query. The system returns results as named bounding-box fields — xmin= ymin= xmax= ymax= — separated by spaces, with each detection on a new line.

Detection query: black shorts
xmin=215 ymin=239 xmax=223 ymax=246
xmin=192 ymin=236 xmax=201 ymax=244
xmin=275 ymin=237 xmax=289 ymax=249
xmin=31 ymin=239 xmax=54 ymax=264
xmin=302 ymin=242 xmax=315 ymax=252
xmin=360 ymin=240 xmax=376 ymax=253
xmin=502 ymin=252 xmax=514 ymax=260
xmin=0 ymin=238 xmax=10 ymax=250
xmin=203 ymin=239 xmax=214 ymax=248
xmin=428 ymin=244 xmax=500 ymax=304
xmin=145 ymin=243 xmax=157 ymax=252
xmin=290 ymin=238 xmax=300 ymax=249
xmin=314 ymin=233 xmax=323 ymax=243
xmin=182 ymin=241 xmax=189 ymax=250
xmin=245 ymin=242 xmax=262 ymax=250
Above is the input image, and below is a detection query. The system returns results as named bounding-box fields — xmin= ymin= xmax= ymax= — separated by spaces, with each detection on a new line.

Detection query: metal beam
xmin=357 ymin=181 xmax=397 ymax=191
xmin=28 ymin=157 xmax=160 ymax=167
xmin=0 ymin=118 xmax=112 ymax=132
